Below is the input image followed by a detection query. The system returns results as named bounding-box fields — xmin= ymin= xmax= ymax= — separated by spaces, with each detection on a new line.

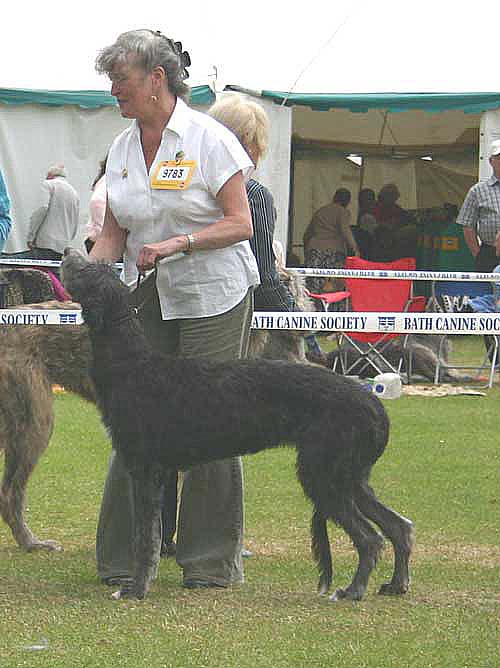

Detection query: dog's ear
xmin=81 ymin=304 xmax=106 ymax=332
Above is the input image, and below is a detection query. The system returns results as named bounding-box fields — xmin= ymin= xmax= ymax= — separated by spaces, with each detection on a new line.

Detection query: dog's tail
xmin=311 ymin=509 xmax=332 ymax=595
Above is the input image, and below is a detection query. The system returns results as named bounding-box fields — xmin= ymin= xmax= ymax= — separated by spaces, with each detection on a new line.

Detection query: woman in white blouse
xmin=91 ymin=29 xmax=260 ymax=592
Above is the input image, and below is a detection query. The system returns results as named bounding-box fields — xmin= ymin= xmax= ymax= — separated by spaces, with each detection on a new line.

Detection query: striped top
xmin=456 ymin=175 xmax=500 ymax=244
xmin=246 ymin=178 xmax=295 ymax=311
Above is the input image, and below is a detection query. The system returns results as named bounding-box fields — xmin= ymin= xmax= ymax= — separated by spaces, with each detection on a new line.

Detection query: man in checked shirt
xmin=457 ymin=139 xmax=500 ymax=360
xmin=458 ymin=139 xmax=500 ymax=271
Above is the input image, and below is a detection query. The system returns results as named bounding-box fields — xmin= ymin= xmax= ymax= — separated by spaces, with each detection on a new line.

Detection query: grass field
xmin=1 ymin=339 xmax=499 ymax=667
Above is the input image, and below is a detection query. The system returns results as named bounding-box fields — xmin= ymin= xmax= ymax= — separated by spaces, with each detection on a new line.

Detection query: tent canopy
xmin=1 ymin=86 xmax=498 ymax=258
xmin=0 ymin=85 xmax=215 ymax=109
xmin=0 ymin=86 xmax=215 ymax=252
xmin=227 ymin=86 xmax=491 ymax=157
xmin=259 ymin=90 xmax=500 ymax=114
xmin=226 ymin=89 xmax=495 ymax=259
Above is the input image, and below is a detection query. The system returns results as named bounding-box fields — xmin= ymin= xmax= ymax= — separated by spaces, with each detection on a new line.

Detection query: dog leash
xmin=130 ymin=267 xmax=158 ymax=315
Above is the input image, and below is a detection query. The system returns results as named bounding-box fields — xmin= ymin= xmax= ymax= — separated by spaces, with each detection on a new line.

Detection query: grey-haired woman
xmin=91 ymin=29 xmax=260 ymax=592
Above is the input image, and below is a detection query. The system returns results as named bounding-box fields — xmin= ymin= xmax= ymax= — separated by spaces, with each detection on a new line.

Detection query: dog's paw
xmin=329 ymin=587 xmax=363 ymax=602
xmin=378 ymin=581 xmax=409 ymax=596
xmin=111 ymin=588 xmax=145 ymax=600
xmin=109 ymin=577 xmax=138 ymax=600
xmin=110 ymin=580 xmax=146 ymax=601
xmin=27 ymin=539 xmax=63 ymax=553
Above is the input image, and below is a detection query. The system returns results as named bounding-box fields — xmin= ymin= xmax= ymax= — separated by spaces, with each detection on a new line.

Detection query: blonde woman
xmin=209 ymin=94 xmax=326 ymax=360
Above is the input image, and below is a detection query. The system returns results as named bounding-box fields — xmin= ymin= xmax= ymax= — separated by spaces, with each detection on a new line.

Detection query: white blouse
xmin=106 ymin=97 xmax=260 ymax=320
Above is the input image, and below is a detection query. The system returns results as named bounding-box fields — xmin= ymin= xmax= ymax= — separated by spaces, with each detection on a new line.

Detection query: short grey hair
xmin=47 ymin=164 xmax=66 ymax=178
xmin=208 ymin=94 xmax=270 ymax=159
xmin=96 ymin=29 xmax=190 ymax=102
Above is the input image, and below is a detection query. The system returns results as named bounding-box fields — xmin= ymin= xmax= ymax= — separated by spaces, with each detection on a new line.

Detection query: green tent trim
xmin=0 ymin=85 xmax=215 ymax=109
xmin=254 ymin=90 xmax=500 ymax=114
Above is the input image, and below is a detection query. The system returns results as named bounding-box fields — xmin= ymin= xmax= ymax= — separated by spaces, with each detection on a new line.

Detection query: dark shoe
xmin=183 ymin=579 xmax=226 ymax=589
xmin=160 ymin=540 xmax=177 ymax=558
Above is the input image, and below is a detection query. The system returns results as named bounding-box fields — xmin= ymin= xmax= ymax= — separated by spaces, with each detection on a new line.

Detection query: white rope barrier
xmin=251 ymin=311 xmax=500 ymax=335
xmin=0 ymin=259 xmax=498 ymax=333
xmin=1 ymin=258 xmax=498 ymax=282
xmin=288 ymin=267 xmax=500 ymax=282
xmin=0 ymin=257 xmax=124 ymax=270
xmin=0 ymin=307 xmax=498 ymax=334
xmin=0 ymin=258 xmax=61 ymax=268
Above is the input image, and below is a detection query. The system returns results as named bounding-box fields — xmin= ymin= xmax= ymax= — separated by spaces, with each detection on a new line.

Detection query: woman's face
xmin=109 ymin=61 xmax=153 ymax=119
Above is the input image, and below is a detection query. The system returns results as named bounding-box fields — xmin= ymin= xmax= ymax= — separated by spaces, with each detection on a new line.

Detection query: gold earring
xmin=151 ymin=95 xmax=158 ymax=102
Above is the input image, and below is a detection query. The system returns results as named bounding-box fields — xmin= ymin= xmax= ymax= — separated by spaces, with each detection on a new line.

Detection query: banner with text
xmin=251 ymin=311 xmax=500 ymax=335
xmin=0 ymin=309 xmax=83 ymax=325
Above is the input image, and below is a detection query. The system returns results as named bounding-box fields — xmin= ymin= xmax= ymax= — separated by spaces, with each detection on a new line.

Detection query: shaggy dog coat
xmin=61 ymin=251 xmax=414 ymax=602
xmin=0 ymin=304 xmax=94 ymax=551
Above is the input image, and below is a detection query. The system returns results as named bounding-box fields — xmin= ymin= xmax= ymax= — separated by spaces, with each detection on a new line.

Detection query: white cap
xmin=489 ymin=140 xmax=500 ymax=157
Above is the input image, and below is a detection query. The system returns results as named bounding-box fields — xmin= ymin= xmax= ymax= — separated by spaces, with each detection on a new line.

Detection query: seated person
xmin=374 ymin=183 xmax=408 ymax=228
xmin=354 ymin=188 xmax=377 ymax=259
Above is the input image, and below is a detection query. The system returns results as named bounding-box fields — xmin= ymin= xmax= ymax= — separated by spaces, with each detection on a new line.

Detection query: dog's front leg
xmin=113 ymin=464 xmax=163 ymax=600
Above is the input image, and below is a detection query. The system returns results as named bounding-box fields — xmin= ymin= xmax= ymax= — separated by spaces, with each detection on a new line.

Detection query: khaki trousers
xmin=96 ymin=288 xmax=253 ymax=586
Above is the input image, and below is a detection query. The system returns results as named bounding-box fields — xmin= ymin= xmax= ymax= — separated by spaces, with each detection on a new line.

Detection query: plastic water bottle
xmin=371 ymin=373 xmax=402 ymax=399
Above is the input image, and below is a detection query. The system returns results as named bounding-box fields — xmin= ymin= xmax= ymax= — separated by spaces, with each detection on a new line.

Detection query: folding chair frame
xmin=433 ymin=334 xmax=499 ymax=389
xmin=308 ymin=257 xmax=424 ymax=384
xmin=331 ymin=303 xmax=416 ymax=383
xmin=431 ymin=280 xmax=499 ymax=389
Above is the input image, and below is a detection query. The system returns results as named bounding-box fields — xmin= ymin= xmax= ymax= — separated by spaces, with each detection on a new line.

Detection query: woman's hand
xmin=136 ymin=171 xmax=252 ymax=273
xmin=136 ymin=236 xmax=188 ymax=273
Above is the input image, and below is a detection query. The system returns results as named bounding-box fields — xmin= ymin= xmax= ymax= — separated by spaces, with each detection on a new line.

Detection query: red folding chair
xmin=306 ymin=289 xmax=350 ymax=312
xmin=325 ymin=257 xmax=426 ymax=380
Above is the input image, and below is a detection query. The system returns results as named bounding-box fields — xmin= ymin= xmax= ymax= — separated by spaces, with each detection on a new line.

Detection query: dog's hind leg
xmin=311 ymin=509 xmax=333 ymax=595
xmin=113 ymin=464 xmax=163 ymax=600
xmin=327 ymin=496 xmax=385 ymax=602
xmin=354 ymin=478 xmax=414 ymax=596
xmin=0 ymin=361 xmax=55 ymax=552
xmin=0 ymin=431 xmax=61 ymax=552
xmin=298 ymin=451 xmax=383 ymax=601
xmin=297 ymin=452 xmax=334 ymax=595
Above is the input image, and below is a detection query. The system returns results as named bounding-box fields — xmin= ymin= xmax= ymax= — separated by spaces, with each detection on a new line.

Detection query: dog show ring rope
xmin=1 ymin=259 xmax=499 ymax=333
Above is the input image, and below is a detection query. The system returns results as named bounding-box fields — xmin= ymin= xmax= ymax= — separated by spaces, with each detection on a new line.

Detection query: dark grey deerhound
xmin=0 ymin=303 xmax=95 ymax=551
xmin=61 ymin=249 xmax=415 ymax=602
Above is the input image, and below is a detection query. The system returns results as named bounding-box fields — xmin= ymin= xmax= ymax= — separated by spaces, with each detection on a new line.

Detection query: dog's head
xmin=61 ymin=249 xmax=130 ymax=332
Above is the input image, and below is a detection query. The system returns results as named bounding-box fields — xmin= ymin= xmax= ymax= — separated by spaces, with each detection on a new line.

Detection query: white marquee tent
xmin=2 ymin=86 xmax=500 ymax=261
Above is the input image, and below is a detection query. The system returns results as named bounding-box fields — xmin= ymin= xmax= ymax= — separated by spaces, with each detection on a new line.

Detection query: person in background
xmin=85 ymin=156 xmax=107 ymax=253
xmin=208 ymin=93 xmax=326 ymax=361
xmin=373 ymin=183 xmax=407 ymax=228
xmin=0 ymin=167 xmax=12 ymax=253
xmin=354 ymin=187 xmax=377 ymax=259
xmin=91 ymin=29 xmax=260 ymax=592
xmin=371 ymin=183 xmax=414 ymax=261
xmin=303 ymin=187 xmax=359 ymax=294
xmin=460 ymin=139 xmax=500 ymax=360
xmin=28 ymin=164 xmax=80 ymax=261
xmin=462 ymin=140 xmax=500 ymax=271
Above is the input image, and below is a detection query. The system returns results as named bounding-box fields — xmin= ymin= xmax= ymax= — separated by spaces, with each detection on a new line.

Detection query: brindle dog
xmin=0 ymin=302 xmax=94 ymax=551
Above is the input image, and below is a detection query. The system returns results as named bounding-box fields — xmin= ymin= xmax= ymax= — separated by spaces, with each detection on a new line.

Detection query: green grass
xmin=1 ymin=349 xmax=499 ymax=667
